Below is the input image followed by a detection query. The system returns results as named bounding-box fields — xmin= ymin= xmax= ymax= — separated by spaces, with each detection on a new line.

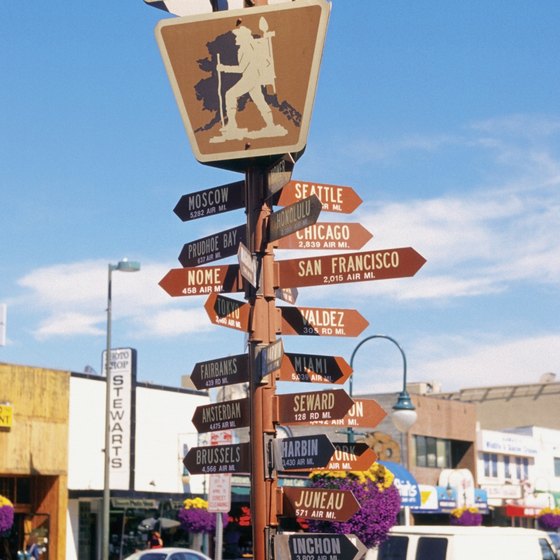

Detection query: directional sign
xmin=237 ymin=242 xmax=257 ymax=288
xmin=275 ymin=533 xmax=364 ymax=560
xmin=275 ymin=389 xmax=354 ymax=426
xmin=174 ymin=181 xmax=245 ymax=222
xmin=321 ymin=442 xmax=378 ymax=472
xmin=279 ymin=306 xmax=369 ymax=338
xmin=282 ymin=487 xmax=360 ymax=522
xmin=159 ymin=264 xmax=243 ymax=297
xmin=277 ymin=222 xmax=372 ymax=251
xmin=275 ymin=287 xmax=299 ymax=304
xmin=260 ymin=339 xmax=283 ymax=378
xmin=309 ymin=398 xmax=387 ymax=429
xmin=277 ymin=352 xmax=352 ymax=384
xmin=267 ymin=154 xmax=295 ymax=197
xmin=155 ymin=1 xmax=331 ymax=170
xmin=274 ymin=180 xmax=363 ymax=214
xmin=192 ymin=397 xmax=250 ymax=433
xmin=204 ymin=293 xmax=250 ymax=332
xmin=190 ymin=353 xmax=249 ymax=390
xmin=183 ymin=442 xmax=251 ymax=475
xmin=269 ymin=195 xmax=322 ymax=242
xmin=274 ymin=434 xmax=335 ymax=471
xmin=278 ymin=247 xmax=427 ymax=289
xmin=179 ymin=224 xmax=246 ymax=267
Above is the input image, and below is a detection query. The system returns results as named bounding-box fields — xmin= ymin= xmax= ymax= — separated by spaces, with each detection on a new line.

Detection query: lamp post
xmin=349 ymin=334 xmax=418 ymax=524
xmin=102 ymin=258 xmax=140 ymax=560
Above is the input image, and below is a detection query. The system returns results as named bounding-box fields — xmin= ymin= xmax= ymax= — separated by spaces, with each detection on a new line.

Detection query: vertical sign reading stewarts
xmin=155 ymin=0 xmax=330 ymax=171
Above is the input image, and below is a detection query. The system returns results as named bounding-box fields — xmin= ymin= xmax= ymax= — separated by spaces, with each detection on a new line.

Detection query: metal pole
xmin=102 ymin=264 xmax=113 ymax=560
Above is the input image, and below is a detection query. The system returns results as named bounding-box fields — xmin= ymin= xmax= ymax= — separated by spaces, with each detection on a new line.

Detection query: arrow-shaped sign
xmin=190 ymin=354 xmax=249 ymax=390
xmin=277 ymin=352 xmax=352 ymax=384
xmin=183 ymin=442 xmax=251 ymax=475
xmin=267 ymin=154 xmax=295 ymax=197
xmin=274 ymin=434 xmax=335 ymax=471
xmin=159 ymin=264 xmax=243 ymax=297
xmin=276 ymin=389 xmax=354 ymax=426
xmin=277 ymin=222 xmax=372 ymax=251
xmin=309 ymin=397 xmax=387 ymax=429
xmin=279 ymin=306 xmax=369 ymax=338
xmin=321 ymin=442 xmax=378 ymax=472
xmin=179 ymin=224 xmax=246 ymax=267
xmin=277 ymin=247 xmax=427 ymax=289
xmin=192 ymin=397 xmax=250 ymax=433
xmin=269 ymin=194 xmax=322 ymax=242
xmin=204 ymin=293 xmax=250 ymax=332
xmin=281 ymin=487 xmax=360 ymax=522
xmin=275 ymin=533 xmax=365 ymax=560
xmin=274 ymin=180 xmax=363 ymax=214
xmin=174 ymin=180 xmax=245 ymax=222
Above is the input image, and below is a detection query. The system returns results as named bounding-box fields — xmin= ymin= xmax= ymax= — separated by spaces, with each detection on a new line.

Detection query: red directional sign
xmin=190 ymin=354 xmax=249 ymax=390
xmin=277 ymin=222 xmax=372 ymax=251
xmin=159 ymin=264 xmax=243 ymax=297
xmin=309 ymin=398 xmax=387 ymax=429
xmin=275 ymin=389 xmax=354 ymax=426
xmin=192 ymin=397 xmax=250 ymax=433
xmin=183 ymin=442 xmax=251 ymax=475
xmin=321 ymin=442 xmax=378 ymax=472
xmin=274 ymin=180 xmax=363 ymax=214
xmin=277 ymin=352 xmax=352 ymax=384
xmin=281 ymin=487 xmax=360 ymax=522
xmin=174 ymin=181 xmax=245 ymax=222
xmin=204 ymin=293 xmax=250 ymax=332
xmin=279 ymin=306 xmax=369 ymax=337
xmin=179 ymin=224 xmax=246 ymax=267
xmin=277 ymin=247 xmax=426 ymax=289
xmin=269 ymin=195 xmax=322 ymax=242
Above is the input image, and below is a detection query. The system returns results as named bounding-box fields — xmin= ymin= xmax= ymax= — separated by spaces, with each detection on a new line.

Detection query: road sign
xmin=309 ymin=397 xmax=387 ymax=428
xmin=204 ymin=293 xmax=250 ymax=332
xmin=174 ymin=181 xmax=245 ymax=222
xmin=208 ymin=473 xmax=232 ymax=513
xmin=237 ymin=242 xmax=257 ymax=288
xmin=277 ymin=222 xmax=372 ymax=251
xmin=275 ymin=389 xmax=354 ymax=425
xmin=279 ymin=305 xmax=369 ymax=337
xmin=274 ymin=180 xmax=363 ymax=214
xmin=266 ymin=154 xmax=295 ymax=197
xmin=183 ymin=442 xmax=251 ymax=474
xmin=260 ymin=339 xmax=283 ymax=378
xmin=321 ymin=442 xmax=378 ymax=472
xmin=190 ymin=353 xmax=249 ymax=390
xmin=179 ymin=224 xmax=246 ymax=267
xmin=275 ymin=287 xmax=298 ymax=304
xmin=274 ymin=434 xmax=335 ymax=471
xmin=159 ymin=264 xmax=243 ymax=297
xmin=155 ymin=0 xmax=331 ymax=170
xmin=277 ymin=352 xmax=352 ymax=384
xmin=281 ymin=487 xmax=360 ymax=522
xmin=269 ymin=195 xmax=322 ymax=242
xmin=192 ymin=397 xmax=250 ymax=433
xmin=275 ymin=533 xmax=364 ymax=560
xmin=277 ymin=247 xmax=427 ymax=289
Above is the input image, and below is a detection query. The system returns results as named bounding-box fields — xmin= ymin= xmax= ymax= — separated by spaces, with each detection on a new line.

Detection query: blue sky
xmin=2 ymin=1 xmax=559 ymax=395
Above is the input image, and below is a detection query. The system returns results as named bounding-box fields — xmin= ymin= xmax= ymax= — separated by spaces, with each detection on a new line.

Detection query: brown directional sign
xmin=274 ymin=180 xmax=363 ymax=214
xmin=269 ymin=195 xmax=322 ymax=242
xmin=192 ymin=397 xmax=250 ymax=433
xmin=275 ymin=287 xmax=298 ymax=304
xmin=275 ymin=533 xmax=364 ymax=560
xmin=277 ymin=222 xmax=372 ymax=251
xmin=204 ymin=293 xmax=250 ymax=332
xmin=190 ymin=354 xmax=249 ymax=390
xmin=183 ymin=442 xmax=250 ymax=475
xmin=159 ymin=264 xmax=243 ymax=297
xmin=278 ymin=352 xmax=352 ymax=384
xmin=179 ymin=224 xmax=246 ymax=267
xmin=260 ymin=339 xmax=284 ymax=378
xmin=267 ymin=154 xmax=295 ymax=197
xmin=278 ymin=247 xmax=427 ymax=289
xmin=281 ymin=487 xmax=360 ymax=522
xmin=274 ymin=434 xmax=335 ymax=471
xmin=275 ymin=389 xmax=354 ymax=425
xmin=321 ymin=442 xmax=378 ymax=472
xmin=279 ymin=306 xmax=369 ymax=338
xmin=309 ymin=398 xmax=387 ymax=429
xmin=174 ymin=181 xmax=245 ymax=222
xmin=155 ymin=1 xmax=330 ymax=170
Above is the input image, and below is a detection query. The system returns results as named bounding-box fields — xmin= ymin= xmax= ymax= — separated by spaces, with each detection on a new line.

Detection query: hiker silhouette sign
xmin=156 ymin=0 xmax=330 ymax=171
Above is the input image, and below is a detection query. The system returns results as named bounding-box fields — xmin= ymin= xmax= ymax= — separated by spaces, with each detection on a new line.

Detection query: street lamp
xmin=102 ymin=258 xmax=140 ymax=560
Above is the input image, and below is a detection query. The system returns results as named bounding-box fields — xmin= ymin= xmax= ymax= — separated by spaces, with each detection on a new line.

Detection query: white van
xmin=375 ymin=525 xmax=557 ymax=560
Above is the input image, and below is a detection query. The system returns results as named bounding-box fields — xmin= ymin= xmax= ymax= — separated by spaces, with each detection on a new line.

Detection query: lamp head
xmin=391 ymin=390 xmax=417 ymax=433
xmin=115 ymin=258 xmax=141 ymax=273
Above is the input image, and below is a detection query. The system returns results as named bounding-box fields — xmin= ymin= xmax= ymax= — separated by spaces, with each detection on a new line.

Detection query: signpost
xmin=260 ymin=339 xmax=284 ymax=378
xmin=274 ymin=533 xmax=365 ymax=560
xmin=268 ymin=195 xmax=322 ymax=242
xmin=183 ymin=442 xmax=251 ymax=475
xmin=321 ymin=442 xmax=378 ymax=472
xmin=192 ymin=397 xmax=250 ymax=433
xmin=190 ymin=353 xmax=249 ymax=390
xmin=267 ymin=154 xmax=295 ymax=197
xmin=309 ymin=397 xmax=387 ymax=429
xmin=278 ymin=352 xmax=352 ymax=384
xmin=274 ymin=434 xmax=335 ymax=471
xmin=179 ymin=224 xmax=245 ymax=267
xmin=159 ymin=264 xmax=243 ymax=297
xmin=281 ymin=487 xmax=360 ymax=522
xmin=204 ymin=293 xmax=250 ymax=332
xmin=277 ymin=222 xmax=372 ymax=251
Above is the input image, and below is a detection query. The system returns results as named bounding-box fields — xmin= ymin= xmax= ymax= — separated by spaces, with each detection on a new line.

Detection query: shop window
xmin=515 ymin=456 xmax=529 ymax=480
xmin=504 ymin=455 xmax=512 ymax=479
xmin=483 ymin=453 xmax=498 ymax=478
xmin=414 ymin=436 xmax=452 ymax=468
xmin=554 ymin=457 xmax=560 ymax=477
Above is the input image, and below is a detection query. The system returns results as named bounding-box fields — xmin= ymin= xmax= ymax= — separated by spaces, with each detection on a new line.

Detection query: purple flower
xmin=0 ymin=504 xmax=14 ymax=534
xmin=178 ymin=507 xmax=228 ymax=534
xmin=538 ymin=513 xmax=560 ymax=531
xmin=450 ymin=508 xmax=482 ymax=526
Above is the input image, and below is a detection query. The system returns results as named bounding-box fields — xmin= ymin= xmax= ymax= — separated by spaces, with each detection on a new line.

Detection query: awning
xmin=379 ymin=460 xmax=421 ymax=507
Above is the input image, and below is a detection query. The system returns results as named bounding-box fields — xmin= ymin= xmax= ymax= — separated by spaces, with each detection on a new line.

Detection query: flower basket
xmin=537 ymin=507 xmax=560 ymax=531
xmin=178 ymin=497 xmax=228 ymax=534
xmin=0 ymin=495 xmax=15 ymax=534
xmin=450 ymin=506 xmax=482 ymax=526
xmin=306 ymin=463 xmax=401 ymax=548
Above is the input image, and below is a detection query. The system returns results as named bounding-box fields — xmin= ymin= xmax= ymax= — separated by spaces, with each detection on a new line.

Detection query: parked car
xmin=374 ymin=525 xmax=557 ymax=560
xmin=123 ymin=547 xmax=212 ymax=560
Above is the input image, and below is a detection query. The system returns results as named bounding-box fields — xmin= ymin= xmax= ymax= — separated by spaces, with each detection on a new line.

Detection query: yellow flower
xmin=309 ymin=463 xmax=395 ymax=492
xmin=451 ymin=506 xmax=480 ymax=518
xmin=539 ymin=507 xmax=560 ymax=517
xmin=0 ymin=495 xmax=13 ymax=508
xmin=183 ymin=497 xmax=208 ymax=510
